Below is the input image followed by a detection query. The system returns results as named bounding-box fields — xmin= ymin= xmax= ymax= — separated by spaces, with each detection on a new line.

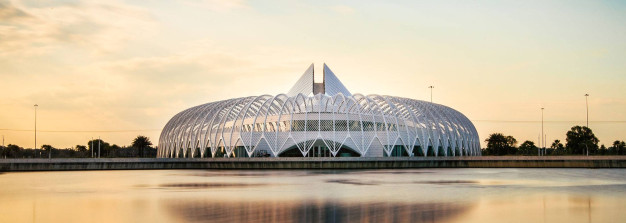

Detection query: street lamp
xmin=428 ymin=86 xmax=434 ymax=103
xmin=539 ymin=108 xmax=546 ymax=155
xmin=584 ymin=94 xmax=589 ymax=128
xmin=34 ymin=104 xmax=38 ymax=151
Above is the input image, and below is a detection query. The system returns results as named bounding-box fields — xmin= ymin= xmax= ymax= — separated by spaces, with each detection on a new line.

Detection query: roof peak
xmin=286 ymin=63 xmax=351 ymax=97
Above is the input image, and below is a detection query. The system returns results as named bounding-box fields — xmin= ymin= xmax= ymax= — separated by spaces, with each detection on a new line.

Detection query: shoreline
xmin=1 ymin=156 xmax=626 ymax=171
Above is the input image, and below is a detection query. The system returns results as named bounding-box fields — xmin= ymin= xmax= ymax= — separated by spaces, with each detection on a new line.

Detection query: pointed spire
xmin=286 ymin=63 xmax=351 ymax=97
xmin=323 ymin=63 xmax=352 ymax=96
xmin=286 ymin=63 xmax=314 ymax=97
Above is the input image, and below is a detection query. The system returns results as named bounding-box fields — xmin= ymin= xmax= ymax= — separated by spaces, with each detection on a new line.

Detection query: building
xmin=157 ymin=64 xmax=480 ymax=158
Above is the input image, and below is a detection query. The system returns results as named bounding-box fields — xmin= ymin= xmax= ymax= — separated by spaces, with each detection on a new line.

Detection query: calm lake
xmin=0 ymin=169 xmax=625 ymax=223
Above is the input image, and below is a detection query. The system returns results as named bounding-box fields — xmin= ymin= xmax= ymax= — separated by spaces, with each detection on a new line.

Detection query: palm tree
xmin=41 ymin=144 xmax=54 ymax=158
xmin=551 ymin=139 xmax=564 ymax=155
xmin=132 ymin=136 xmax=152 ymax=157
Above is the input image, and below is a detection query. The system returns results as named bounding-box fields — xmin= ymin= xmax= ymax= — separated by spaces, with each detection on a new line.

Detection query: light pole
xmin=539 ymin=108 xmax=546 ymax=155
xmin=585 ymin=94 xmax=589 ymax=128
xmin=34 ymin=104 xmax=38 ymax=151
xmin=428 ymin=86 xmax=434 ymax=103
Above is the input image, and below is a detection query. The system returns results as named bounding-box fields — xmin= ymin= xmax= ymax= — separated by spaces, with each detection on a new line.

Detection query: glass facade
xmin=240 ymin=120 xmax=399 ymax=132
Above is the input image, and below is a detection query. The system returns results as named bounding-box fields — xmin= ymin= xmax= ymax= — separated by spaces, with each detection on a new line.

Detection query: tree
xmin=1 ymin=144 xmax=22 ymax=158
xmin=550 ymin=139 xmax=565 ymax=155
xmin=484 ymin=133 xmax=517 ymax=155
xmin=565 ymin=126 xmax=598 ymax=155
xmin=611 ymin=140 xmax=626 ymax=155
xmin=132 ymin=135 xmax=152 ymax=157
xmin=76 ymin=145 xmax=87 ymax=152
xmin=599 ymin=144 xmax=607 ymax=155
xmin=41 ymin=144 xmax=54 ymax=158
xmin=517 ymin=141 xmax=537 ymax=155
xmin=108 ymin=144 xmax=122 ymax=157
xmin=88 ymin=139 xmax=110 ymax=158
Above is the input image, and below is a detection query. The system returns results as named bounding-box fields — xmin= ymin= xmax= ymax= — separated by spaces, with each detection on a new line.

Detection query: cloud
xmin=0 ymin=0 xmax=319 ymax=148
xmin=26 ymin=38 xmax=304 ymax=130
xmin=96 ymin=39 xmax=307 ymax=106
xmin=0 ymin=0 xmax=157 ymax=57
xmin=183 ymin=0 xmax=248 ymax=12
xmin=0 ymin=0 xmax=30 ymax=20
xmin=330 ymin=5 xmax=355 ymax=15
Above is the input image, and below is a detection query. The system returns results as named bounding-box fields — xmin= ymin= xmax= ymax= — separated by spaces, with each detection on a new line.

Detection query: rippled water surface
xmin=1 ymin=169 xmax=625 ymax=223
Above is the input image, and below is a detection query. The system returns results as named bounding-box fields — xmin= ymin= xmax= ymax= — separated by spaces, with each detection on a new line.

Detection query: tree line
xmin=0 ymin=135 xmax=156 ymax=159
xmin=483 ymin=125 xmax=626 ymax=156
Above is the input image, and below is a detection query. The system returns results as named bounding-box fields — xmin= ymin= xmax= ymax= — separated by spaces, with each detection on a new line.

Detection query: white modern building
xmin=158 ymin=64 xmax=480 ymax=158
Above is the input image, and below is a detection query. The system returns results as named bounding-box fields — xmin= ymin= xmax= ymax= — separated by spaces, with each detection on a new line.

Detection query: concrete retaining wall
xmin=1 ymin=156 xmax=626 ymax=171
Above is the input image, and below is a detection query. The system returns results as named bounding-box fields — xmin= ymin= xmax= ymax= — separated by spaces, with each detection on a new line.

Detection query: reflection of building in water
xmin=158 ymin=64 xmax=480 ymax=158
xmin=164 ymin=199 xmax=474 ymax=223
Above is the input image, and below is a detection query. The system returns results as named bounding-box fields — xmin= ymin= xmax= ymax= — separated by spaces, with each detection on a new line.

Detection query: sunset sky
xmin=1 ymin=0 xmax=625 ymax=149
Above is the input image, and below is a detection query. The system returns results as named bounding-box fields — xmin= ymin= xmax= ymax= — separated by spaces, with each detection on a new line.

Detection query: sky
xmin=0 ymin=0 xmax=625 ymax=149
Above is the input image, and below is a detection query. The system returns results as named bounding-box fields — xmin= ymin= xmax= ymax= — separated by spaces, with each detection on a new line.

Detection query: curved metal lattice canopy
xmin=158 ymin=64 xmax=480 ymax=158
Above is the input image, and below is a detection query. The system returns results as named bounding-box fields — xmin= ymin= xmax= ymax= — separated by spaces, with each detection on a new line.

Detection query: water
xmin=0 ymin=169 xmax=625 ymax=223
